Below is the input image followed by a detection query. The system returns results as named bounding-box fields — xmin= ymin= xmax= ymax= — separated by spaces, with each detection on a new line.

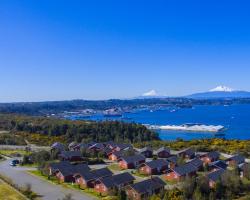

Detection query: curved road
xmin=0 ymin=158 xmax=95 ymax=200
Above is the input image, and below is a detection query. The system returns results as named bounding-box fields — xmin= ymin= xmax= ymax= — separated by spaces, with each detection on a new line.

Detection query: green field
xmin=0 ymin=149 xmax=31 ymax=157
xmin=0 ymin=180 xmax=27 ymax=200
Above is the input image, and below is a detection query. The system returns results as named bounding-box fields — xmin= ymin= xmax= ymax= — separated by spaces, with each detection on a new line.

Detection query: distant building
xmin=139 ymin=147 xmax=153 ymax=158
xmin=51 ymin=142 xmax=65 ymax=152
xmin=88 ymin=143 xmax=105 ymax=152
xmin=226 ymin=154 xmax=245 ymax=167
xmin=178 ymin=148 xmax=195 ymax=159
xmin=155 ymin=147 xmax=171 ymax=158
xmin=200 ymin=151 xmax=220 ymax=164
xmin=59 ymin=151 xmax=83 ymax=161
xmin=108 ymin=151 xmax=124 ymax=161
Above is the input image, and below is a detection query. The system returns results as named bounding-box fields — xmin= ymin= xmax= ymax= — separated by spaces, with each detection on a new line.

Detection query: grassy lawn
xmin=107 ymin=164 xmax=121 ymax=171
xmin=159 ymin=175 xmax=178 ymax=185
xmin=0 ymin=149 xmax=31 ymax=157
xmin=131 ymin=171 xmax=149 ymax=178
xmin=29 ymin=170 xmax=101 ymax=199
xmin=0 ymin=180 xmax=27 ymax=200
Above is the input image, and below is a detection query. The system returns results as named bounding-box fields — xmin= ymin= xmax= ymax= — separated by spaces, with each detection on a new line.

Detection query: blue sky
xmin=1 ymin=0 xmax=250 ymax=102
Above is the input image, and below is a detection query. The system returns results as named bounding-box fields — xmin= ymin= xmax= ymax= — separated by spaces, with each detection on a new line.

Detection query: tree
xmin=196 ymin=176 xmax=210 ymax=196
xmin=150 ymin=194 xmax=161 ymax=200
xmin=117 ymin=190 xmax=127 ymax=200
xmin=193 ymin=188 xmax=203 ymax=200
xmin=163 ymin=188 xmax=183 ymax=200
xmin=182 ymin=176 xmax=196 ymax=199
xmin=243 ymin=164 xmax=250 ymax=180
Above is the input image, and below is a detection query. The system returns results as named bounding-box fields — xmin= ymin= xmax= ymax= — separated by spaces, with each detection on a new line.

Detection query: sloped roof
xmin=120 ymin=154 xmax=145 ymax=163
xmin=207 ymin=169 xmax=225 ymax=182
xmin=68 ymin=142 xmax=78 ymax=149
xmin=103 ymin=146 xmax=113 ymax=155
xmin=89 ymin=143 xmax=105 ymax=150
xmin=166 ymin=156 xmax=178 ymax=164
xmin=204 ymin=151 xmax=220 ymax=160
xmin=93 ymin=168 xmax=113 ymax=178
xmin=51 ymin=142 xmax=65 ymax=151
xmin=116 ymin=144 xmax=132 ymax=150
xmin=59 ymin=151 xmax=82 ymax=158
xmin=76 ymin=168 xmax=113 ymax=181
xmin=155 ymin=147 xmax=170 ymax=154
xmin=130 ymin=177 xmax=166 ymax=194
xmin=98 ymin=172 xmax=135 ymax=188
xmin=188 ymin=158 xmax=203 ymax=169
xmin=140 ymin=147 xmax=153 ymax=153
xmin=54 ymin=162 xmax=90 ymax=177
xmin=49 ymin=161 xmax=71 ymax=173
xmin=173 ymin=163 xmax=197 ymax=176
xmin=143 ymin=159 xmax=168 ymax=169
xmin=178 ymin=148 xmax=195 ymax=157
xmin=227 ymin=154 xmax=245 ymax=164
xmin=112 ymin=151 xmax=124 ymax=158
xmin=209 ymin=160 xmax=228 ymax=170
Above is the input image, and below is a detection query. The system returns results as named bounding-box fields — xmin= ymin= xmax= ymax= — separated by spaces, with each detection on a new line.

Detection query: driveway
xmin=0 ymin=158 xmax=96 ymax=200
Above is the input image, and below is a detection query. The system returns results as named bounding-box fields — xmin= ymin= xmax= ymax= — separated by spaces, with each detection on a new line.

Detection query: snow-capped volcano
xmin=187 ymin=86 xmax=250 ymax=99
xmin=209 ymin=86 xmax=234 ymax=92
xmin=142 ymin=90 xmax=158 ymax=97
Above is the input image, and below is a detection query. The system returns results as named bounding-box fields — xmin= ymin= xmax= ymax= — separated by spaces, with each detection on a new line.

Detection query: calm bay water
xmin=70 ymin=104 xmax=250 ymax=141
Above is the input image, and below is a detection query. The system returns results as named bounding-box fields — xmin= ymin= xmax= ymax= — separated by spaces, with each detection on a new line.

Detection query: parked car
xmin=9 ymin=159 xmax=20 ymax=166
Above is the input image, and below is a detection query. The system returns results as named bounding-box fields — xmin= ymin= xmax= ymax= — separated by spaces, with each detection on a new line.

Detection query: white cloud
xmin=142 ymin=90 xmax=158 ymax=96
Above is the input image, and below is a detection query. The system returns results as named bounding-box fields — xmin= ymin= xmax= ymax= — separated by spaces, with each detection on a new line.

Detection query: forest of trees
xmin=0 ymin=114 xmax=158 ymax=144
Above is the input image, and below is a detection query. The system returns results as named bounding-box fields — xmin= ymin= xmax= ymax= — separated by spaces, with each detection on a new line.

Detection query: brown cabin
xmin=139 ymin=159 xmax=168 ymax=175
xmin=155 ymin=147 xmax=171 ymax=158
xmin=94 ymin=172 xmax=135 ymax=196
xmin=108 ymin=151 xmax=124 ymax=161
xmin=164 ymin=163 xmax=197 ymax=181
xmin=118 ymin=154 xmax=145 ymax=169
xmin=200 ymin=151 xmax=220 ymax=164
xmin=126 ymin=177 xmax=166 ymax=200
xmin=74 ymin=168 xmax=113 ymax=189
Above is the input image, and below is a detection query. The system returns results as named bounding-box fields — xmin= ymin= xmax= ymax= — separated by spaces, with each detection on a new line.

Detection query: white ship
xmin=147 ymin=123 xmax=225 ymax=133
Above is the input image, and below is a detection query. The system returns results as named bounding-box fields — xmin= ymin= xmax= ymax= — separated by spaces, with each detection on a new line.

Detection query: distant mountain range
xmin=140 ymin=86 xmax=250 ymax=99
xmin=187 ymin=86 xmax=250 ymax=99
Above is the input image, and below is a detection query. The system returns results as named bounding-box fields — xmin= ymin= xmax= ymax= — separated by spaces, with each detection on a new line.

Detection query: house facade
xmin=155 ymin=147 xmax=171 ymax=158
xmin=139 ymin=159 xmax=168 ymax=175
xmin=118 ymin=155 xmax=145 ymax=169
xmin=126 ymin=177 xmax=165 ymax=200
xmin=164 ymin=163 xmax=197 ymax=181
xmin=200 ymin=151 xmax=220 ymax=164
xmin=94 ymin=172 xmax=135 ymax=196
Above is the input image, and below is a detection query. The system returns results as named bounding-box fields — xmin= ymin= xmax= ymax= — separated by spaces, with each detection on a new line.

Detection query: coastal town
xmin=1 ymin=139 xmax=249 ymax=200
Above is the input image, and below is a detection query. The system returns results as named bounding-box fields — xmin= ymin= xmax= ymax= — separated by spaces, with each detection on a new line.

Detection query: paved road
xmin=0 ymin=158 xmax=96 ymax=200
